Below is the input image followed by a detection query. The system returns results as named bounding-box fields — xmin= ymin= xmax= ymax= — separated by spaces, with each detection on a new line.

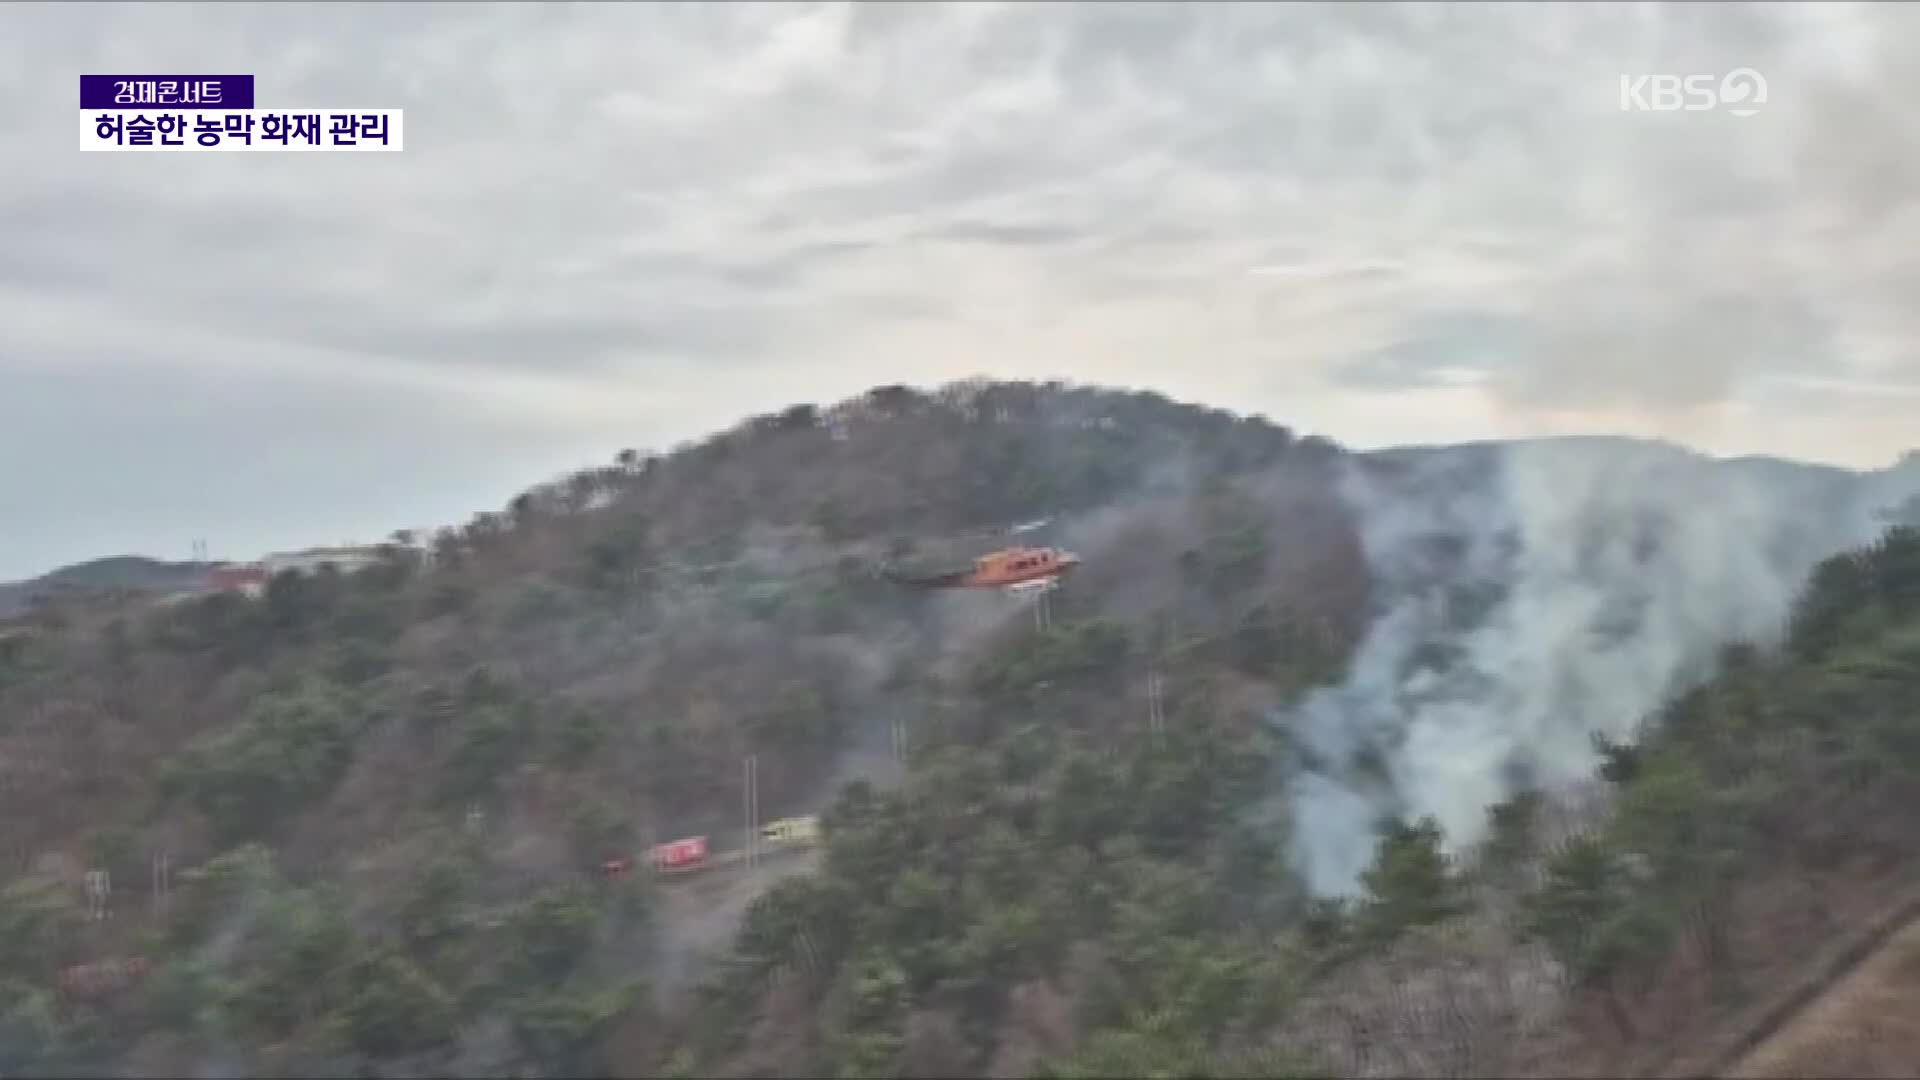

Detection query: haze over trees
xmin=1 ymin=379 xmax=1917 ymax=1077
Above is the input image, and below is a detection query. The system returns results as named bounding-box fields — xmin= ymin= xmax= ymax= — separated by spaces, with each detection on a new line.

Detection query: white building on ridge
xmin=260 ymin=546 xmax=385 ymax=577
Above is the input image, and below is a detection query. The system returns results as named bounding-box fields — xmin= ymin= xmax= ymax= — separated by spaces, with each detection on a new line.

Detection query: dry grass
xmin=1493 ymin=855 xmax=1920 ymax=1080
xmin=1725 ymin=915 xmax=1920 ymax=1079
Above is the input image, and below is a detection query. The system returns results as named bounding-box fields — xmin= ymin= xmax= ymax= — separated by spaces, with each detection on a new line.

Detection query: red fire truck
xmin=647 ymin=835 xmax=710 ymax=874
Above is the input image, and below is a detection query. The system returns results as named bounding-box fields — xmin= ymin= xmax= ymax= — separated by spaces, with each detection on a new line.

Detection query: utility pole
xmin=84 ymin=868 xmax=110 ymax=922
xmin=1148 ymin=613 xmax=1173 ymax=741
xmin=1148 ymin=668 xmax=1165 ymax=740
xmin=641 ymin=769 xmax=657 ymax=865
xmin=743 ymin=754 xmax=760 ymax=873
xmin=150 ymin=851 xmax=170 ymax=918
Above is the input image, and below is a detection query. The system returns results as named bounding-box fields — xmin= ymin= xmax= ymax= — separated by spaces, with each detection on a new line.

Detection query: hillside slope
xmin=1516 ymin=522 xmax=1920 ymax=1077
xmin=0 ymin=556 xmax=209 ymax=619
xmin=0 ymin=380 xmax=1363 ymax=1076
xmin=0 ymin=379 xmax=1915 ymax=1078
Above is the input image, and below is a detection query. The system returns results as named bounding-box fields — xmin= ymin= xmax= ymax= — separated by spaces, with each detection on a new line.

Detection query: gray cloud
xmin=3 ymin=1 xmax=1918 ymax=577
xmin=1328 ymin=311 xmax=1530 ymax=392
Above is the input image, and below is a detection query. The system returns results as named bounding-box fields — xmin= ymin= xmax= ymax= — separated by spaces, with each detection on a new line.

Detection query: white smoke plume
xmin=1284 ymin=437 xmax=1920 ymax=896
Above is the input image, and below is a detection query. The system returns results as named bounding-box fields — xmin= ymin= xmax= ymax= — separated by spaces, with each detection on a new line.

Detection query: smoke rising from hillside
xmin=1283 ymin=438 xmax=1920 ymax=896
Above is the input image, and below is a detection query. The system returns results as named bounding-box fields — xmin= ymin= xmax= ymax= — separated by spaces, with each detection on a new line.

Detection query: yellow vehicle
xmin=758 ymin=815 xmax=821 ymax=849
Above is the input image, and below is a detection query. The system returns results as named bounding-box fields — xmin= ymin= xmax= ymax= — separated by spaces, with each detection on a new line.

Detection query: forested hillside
xmin=664 ymin=508 xmax=1920 ymax=1079
xmin=0 ymin=380 xmax=1362 ymax=1076
xmin=1 ymin=378 xmax=1916 ymax=1078
xmin=0 ymin=557 xmax=210 ymax=619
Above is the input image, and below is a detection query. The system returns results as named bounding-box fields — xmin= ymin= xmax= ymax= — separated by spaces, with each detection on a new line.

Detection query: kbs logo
xmin=1619 ymin=68 xmax=1767 ymax=117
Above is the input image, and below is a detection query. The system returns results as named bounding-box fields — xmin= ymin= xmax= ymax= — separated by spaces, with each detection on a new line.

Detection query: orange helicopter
xmin=882 ymin=544 xmax=1081 ymax=592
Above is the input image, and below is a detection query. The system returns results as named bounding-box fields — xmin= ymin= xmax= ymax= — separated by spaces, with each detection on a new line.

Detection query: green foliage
xmin=0 ymin=878 xmax=83 ymax=975
xmin=1786 ymin=529 xmax=1919 ymax=661
xmin=505 ymin=579 xmax=574 ymax=628
xmin=1227 ymin=602 xmax=1287 ymax=674
xmin=1295 ymin=896 xmax=1351 ymax=955
xmin=1357 ymin=816 xmax=1460 ymax=943
xmin=736 ymin=873 xmax=856 ymax=984
xmin=426 ymin=578 xmax=475 ymax=616
xmin=159 ymin=846 xmax=411 ymax=1058
xmin=659 ymin=1046 xmax=704 ymax=1080
xmin=397 ymin=850 xmax=477 ymax=956
xmin=0 ymin=629 xmax=47 ymax=690
xmin=695 ymin=653 xmax=1307 ymax=1076
xmin=439 ymin=701 xmax=534 ymax=804
xmin=746 ymin=679 xmax=841 ymax=755
xmin=264 ymin=567 xmax=332 ymax=636
xmin=1043 ymin=750 xmax=1132 ymax=851
xmin=1517 ymin=524 xmax=1920 ymax=1004
xmin=826 ymin=951 xmax=910 ymax=1077
xmin=147 ymin=590 xmax=265 ymax=660
xmin=85 ymin=823 xmax=138 ymax=877
xmin=134 ymin=836 xmax=645 ymax=1075
xmin=810 ymin=498 xmax=859 ymax=543
xmin=167 ymin=843 xmax=282 ymax=946
xmin=567 ymin=795 xmax=633 ymax=863
xmin=330 ymin=592 xmax=401 ymax=647
xmin=159 ymin=681 xmax=362 ymax=844
xmin=1592 ymin=731 xmax=1642 ymax=785
xmin=337 ymin=951 xmax=457 ymax=1058
xmin=1521 ymin=834 xmax=1669 ymax=987
xmin=502 ymin=884 xmax=601 ymax=988
xmin=218 ymin=884 xmax=358 ymax=1038
xmin=1180 ymin=523 xmax=1270 ymax=600
xmin=510 ymin=979 xmax=647 ymax=1075
xmin=0 ymin=381 xmax=1369 ymax=1075
xmin=0 ymin=980 xmax=93 ymax=1078
xmin=971 ymin=619 xmax=1131 ymax=704
xmin=1106 ymin=860 xmax=1256 ymax=1040
xmin=411 ymin=679 xmax=459 ymax=731
xmin=325 ymin=637 xmax=391 ymax=685
xmin=548 ymin=706 xmax=612 ymax=766
xmin=137 ymin=956 xmax=221 ymax=1031
xmin=1480 ymin=789 xmax=1541 ymax=875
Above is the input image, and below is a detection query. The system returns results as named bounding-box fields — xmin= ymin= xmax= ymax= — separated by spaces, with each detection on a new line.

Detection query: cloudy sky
xmin=3 ymin=2 xmax=1918 ymax=580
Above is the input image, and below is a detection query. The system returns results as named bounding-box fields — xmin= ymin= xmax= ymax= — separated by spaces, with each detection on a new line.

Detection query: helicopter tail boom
xmin=880 ymin=567 xmax=972 ymax=589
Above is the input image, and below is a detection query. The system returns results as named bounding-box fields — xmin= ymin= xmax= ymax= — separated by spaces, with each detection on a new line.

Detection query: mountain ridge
xmin=3 ymin=378 xmax=1919 ymax=1077
xmin=10 ymin=429 xmax=1910 ymax=610
xmin=0 ymin=555 xmax=211 ymax=619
